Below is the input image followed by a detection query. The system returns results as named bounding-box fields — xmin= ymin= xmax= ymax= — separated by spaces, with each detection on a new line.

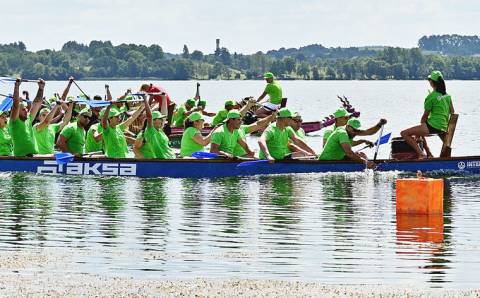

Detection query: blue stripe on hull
xmin=0 ymin=157 xmax=480 ymax=178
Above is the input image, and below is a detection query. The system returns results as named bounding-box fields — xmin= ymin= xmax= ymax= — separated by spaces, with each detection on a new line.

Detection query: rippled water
xmin=1 ymin=80 xmax=480 ymax=288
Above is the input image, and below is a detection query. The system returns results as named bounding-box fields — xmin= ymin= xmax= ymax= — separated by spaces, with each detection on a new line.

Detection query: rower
xmin=85 ymin=108 xmax=105 ymax=154
xmin=101 ymin=102 xmax=145 ymax=158
xmin=290 ymin=112 xmax=306 ymax=140
xmin=259 ymin=108 xmax=316 ymax=161
xmin=233 ymin=112 xmax=276 ymax=157
xmin=173 ymin=98 xmax=197 ymax=128
xmin=198 ymin=100 xmax=216 ymax=117
xmin=56 ymin=107 xmax=92 ymax=156
xmin=140 ymin=83 xmax=173 ymax=115
xmin=0 ymin=111 xmax=12 ymax=156
xmin=255 ymin=72 xmax=283 ymax=118
xmin=400 ymin=70 xmax=455 ymax=159
xmin=9 ymin=78 xmax=44 ymax=157
xmin=210 ymin=110 xmax=255 ymax=158
xmin=180 ymin=112 xmax=218 ymax=157
xmin=34 ymin=102 xmax=73 ymax=154
xmin=319 ymin=110 xmax=376 ymax=169
xmin=133 ymin=95 xmax=174 ymax=159
xmin=211 ymin=99 xmax=237 ymax=126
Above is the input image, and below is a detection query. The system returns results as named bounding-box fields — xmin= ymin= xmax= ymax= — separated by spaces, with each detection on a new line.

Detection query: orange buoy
xmin=396 ymin=214 xmax=444 ymax=243
xmin=396 ymin=178 xmax=444 ymax=215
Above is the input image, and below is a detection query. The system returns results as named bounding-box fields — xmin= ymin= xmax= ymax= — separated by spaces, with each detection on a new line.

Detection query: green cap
xmin=224 ymin=99 xmax=235 ymax=107
xmin=47 ymin=96 xmax=56 ymax=104
xmin=333 ymin=108 xmax=351 ymax=118
xmin=198 ymin=100 xmax=207 ymax=107
xmin=292 ymin=112 xmax=301 ymax=119
xmin=188 ymin=111 xmax=204 ymax=122
xmin=428 ymin=70 xmax=443 ymax=82
xmin=39 ymin=107 xmax=50 ymax=115
xmin=108 ymin=107 xmax=122 ymax=118
xmin=0 ymin=110 xmax=9 ymax=116
xmin=66 ymin=96 xmax=75 ymax=102
xmin=227 ymin=110 xmax=241 ymax=119
xmin=152 ymin=111 xmax=167 ymax=120
xmin=277 ymin=107 xmax=292 ymax=118
xmin=20 ymin=101 xmax=28 ymax=108
xmin=186 ymin=99 xmax=196 ymax=106
xmin=79 ymin=107 xmax=92 ymax=117
xmin=347 ymin=118 xmax=361 ymax=129
xmin=263 ymin=72 xmax=274 ymax=79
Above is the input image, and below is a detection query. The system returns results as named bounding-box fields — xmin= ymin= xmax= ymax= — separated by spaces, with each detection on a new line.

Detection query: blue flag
xmin=375 ymin=132 xmax=391 ymax=146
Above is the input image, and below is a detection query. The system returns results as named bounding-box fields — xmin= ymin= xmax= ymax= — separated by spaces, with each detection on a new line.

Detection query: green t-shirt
xmin=319 ymin=126 xmax=352 ymax=160
xmin=138 ymin=125 xmax=175 ymax=159
xmin=180 ymin=127 xmax=204 ymax=157
xmin=212 ymin=109 xmax=228 ymax=126
xmin=233 ymin=125 xmax=250 ymax=157
xmin=264 ymin=81 xmax=283 ymax=105
xmin=34 ymin=123 xmax=61 ymax=154
xmin=0 ymin=126 xmax=12 ymax=156
xmin=424 ymin=91 xmax=452 ymax=132
xmin=323 ymin=128 xmax=334 ymax=141
xmin=173 ymin=105 xmax=187 ymax=128
xmin=8 ymin=114 xmax=38 ymax=157
xmin=295 ymin=128 xmax=306 ymax=140
xmin=211 ymin=124 xmax=241 ymax=155
xmin=60 ymin=122 xmax=86 ymax=155
xmin=85 ymin=123 xmax=104 ymax=153
xmin=103 ymin=123 xmax=128 ymax=158
xmin=259 ymin=123 xmax=294 ymax=160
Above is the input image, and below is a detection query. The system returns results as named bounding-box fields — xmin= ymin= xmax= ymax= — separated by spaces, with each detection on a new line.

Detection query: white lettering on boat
xmin=36 ymin=160 xmax=137 ymax=176
xmin=466 ymin=161 xmax=480 ymax=168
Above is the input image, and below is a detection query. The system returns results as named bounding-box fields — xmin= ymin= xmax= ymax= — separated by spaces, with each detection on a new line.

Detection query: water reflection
xmin=97 ymin=177 xmax=127 ymax=242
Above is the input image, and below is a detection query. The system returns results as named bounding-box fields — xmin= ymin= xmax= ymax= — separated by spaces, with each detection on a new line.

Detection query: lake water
xmin=0 ymin=80 xmax=479 ymax=288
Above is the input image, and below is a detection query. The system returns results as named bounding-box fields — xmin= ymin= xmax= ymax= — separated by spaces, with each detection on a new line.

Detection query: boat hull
xmin=0 ymin=156 xmax=479 ymax=178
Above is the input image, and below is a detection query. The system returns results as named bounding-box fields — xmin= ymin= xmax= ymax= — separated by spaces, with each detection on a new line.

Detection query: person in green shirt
xmin=258 ymin=108 xmax=316 ymax=161
xmin=56 ymin=108 xmax=92 ymax=156
xmin=255 ymin=72 xmax=283 ymax=118
xmin=400 ymin=70 xmax=455 ymax=159
xmin=85 ymin=122 xmax=104 ymax=154
xmin=0 ymin=111 xmax=12 ymax=156
xmin=197 ymin=99 xmax=216 ymax=117
xmin=210 ymin=110 xmax=254 ymax=158
xmin=101 ymin=102 xmax=145 ymax=158
xmin=133 ymin=95 xmax=175 ymax=159
xmin=290 ymin=112 xmax=306 ymax=140
xmin=180 ymin=112 xmax=218 ymax=157
xmin=211 ymin=99 xmax=237 ymax=126
xmin=9 ymin=78 xmax=44 ymax=157
xmin=34 ymin=103 xmax=73 ymax=154
xmin=233 ymin=112 xmax=277 ymax=157
xmin=319 ymin=114 xmax=378 ymax=169
xmin=173 ymin=99 xmax=197 ymax=128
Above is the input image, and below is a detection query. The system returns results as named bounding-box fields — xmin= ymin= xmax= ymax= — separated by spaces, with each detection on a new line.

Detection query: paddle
xmin=192 ymin=151 xmax=219 ymax=159
xmin=72 ymin=80 xmax=90 ymax=99
xmin=373 ymin=125 xmax=385 ymax=161
xmin=54 ymin=152 xmax=75 ymax=165
xmin=236 ymin=159 xmax=269 ymax=168
xmin=0 ymin=96 xmax=13 ymax=112
xmin=0 ymin=77 xmax=39 ymax=83
xmin=356 ymin=132 xmax=391 ymax=152
xmin=195 ymin=82 xmax=200 ymax=100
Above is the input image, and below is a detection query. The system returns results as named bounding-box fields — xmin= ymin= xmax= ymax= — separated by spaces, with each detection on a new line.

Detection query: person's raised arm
xmin=10 ymin=79 xmax=22 ymax=121
xmin=121 ymin=103 xmax=145 ymax=130
xmin=101 ymin=104 xmax=112 ymax=130
xmin=239 ymin=98 xmax=256 ymax=117
xmin=105 ymin=84 xmax=113 ymax=101
xmin=36 ymin=105 xmax=60 ymax=131
xmin=61 ymin=77 xmax=74 ymax=101
xmin=58 ymin=102 xmax=74 ymax=131
xmin=29 ymin=79 xmax=45 ymax=121
xmin=143 ymin=95 xmax=153 ymax=128
xmin=246 ymin=112 xmax=276 ymax=133
xmin=160 ymin=94 xmax=168 ymax=115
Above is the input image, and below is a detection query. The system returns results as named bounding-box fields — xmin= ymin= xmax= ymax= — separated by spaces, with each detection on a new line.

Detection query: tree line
xmin=1 ymin=39 xmax=480 ymax=80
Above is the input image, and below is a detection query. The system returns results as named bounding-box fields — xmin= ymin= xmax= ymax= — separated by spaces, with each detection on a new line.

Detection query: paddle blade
xmin=192 ymin=151 xmax=219 ymax=159
xmin=55 ymin=152 xmax=74 ymax=165
xmin=375 ymin=132 xmax=392 ymax=146
xmin=0 ymin=96 xmax=13 ymax=112
xmin=236 ymin=160 xmax=269 ymax=168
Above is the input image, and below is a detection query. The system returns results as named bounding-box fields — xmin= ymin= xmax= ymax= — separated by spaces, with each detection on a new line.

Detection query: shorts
xmin=426 ymin=122 xmax=444 ymax=135
xmin=263 ymin=102 xmax=280 ymax=111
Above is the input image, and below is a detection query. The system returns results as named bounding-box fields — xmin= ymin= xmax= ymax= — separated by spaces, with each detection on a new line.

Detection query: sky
xmin=2 ymin=0 xmax=479 ymax=54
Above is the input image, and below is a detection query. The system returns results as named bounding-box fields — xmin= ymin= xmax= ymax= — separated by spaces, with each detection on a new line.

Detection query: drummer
xmin=255 ymin=72 xmax=283 ymax=118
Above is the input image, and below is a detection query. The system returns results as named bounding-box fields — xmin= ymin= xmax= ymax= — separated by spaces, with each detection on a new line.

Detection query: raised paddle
xmin=0 ymin=96 xmax=13 ymax=112
xmin=195 ymin=82 xmax=200 ymax=100
xmin=0 ymin=77 xmax=39 ymax=83
xmin=373 ymin=125 xmax=385 ymax=162
xmin=72 ymin=80 xmax=90 ymax=99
